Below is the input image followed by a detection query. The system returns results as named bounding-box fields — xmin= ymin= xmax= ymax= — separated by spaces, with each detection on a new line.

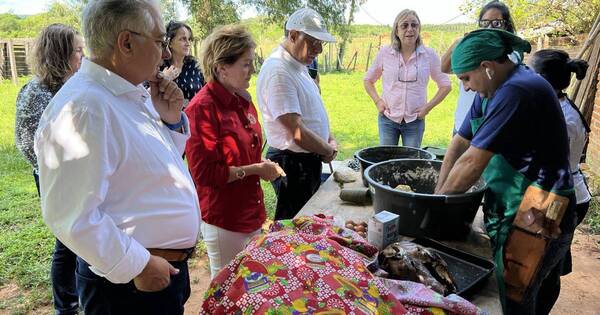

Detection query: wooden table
xmin=295 ymin=162 xmax=503 ymax=314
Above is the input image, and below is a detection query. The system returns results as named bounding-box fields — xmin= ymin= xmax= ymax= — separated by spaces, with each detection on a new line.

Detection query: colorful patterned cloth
xmin=200 ymin=215 xmax=485 ymax=315
xmin=380 ymin=278 xmax=488 ymax=315
xmin=201 ymin=215 xmax=406 ymax=314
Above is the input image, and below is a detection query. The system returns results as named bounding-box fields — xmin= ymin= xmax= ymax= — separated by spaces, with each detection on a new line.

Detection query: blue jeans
xmin=34 ymin=171 xmax=80 ymax=315
xmin=377 ymin=114 xmax=425 ymax=147
xmin=52 ymin=240 xmax=79 ymax=315
xmin=76 ymin=257 xmax=190 ymax=315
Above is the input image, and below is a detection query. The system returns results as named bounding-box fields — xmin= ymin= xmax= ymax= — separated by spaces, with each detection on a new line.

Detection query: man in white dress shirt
xmin=257 ymin=8 xmax=337 ymax=220
xmin=34 ymin=1 xmax=199 ymax=313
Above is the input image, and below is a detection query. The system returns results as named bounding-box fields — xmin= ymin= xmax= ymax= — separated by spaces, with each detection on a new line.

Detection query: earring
xmin=485 ymin=68 xmax=494 ymax=80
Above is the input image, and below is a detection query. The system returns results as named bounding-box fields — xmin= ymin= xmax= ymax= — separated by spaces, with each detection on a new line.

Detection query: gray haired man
xmin=34 ymin=0 xmax=199 ymax=313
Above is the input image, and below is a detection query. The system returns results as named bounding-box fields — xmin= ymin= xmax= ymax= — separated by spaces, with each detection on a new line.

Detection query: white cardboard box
xmin=367 ymin=211 xmax=399 ymax=250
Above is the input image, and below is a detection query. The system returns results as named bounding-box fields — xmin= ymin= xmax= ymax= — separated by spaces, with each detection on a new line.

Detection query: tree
xmin=0 ymin=13 xmax=23 ymax=38
xmin=181 ymin=0 xmax=240 ymax=38
xmin=242 ymin=0 xmax=366 ymax=70
xmin=460 ymin=0 xmax=600 ymax=37
xmin=161 ymin=0 xmax=179 ymax=23
xmin=0 ymin=2 xmax=81 ymax=38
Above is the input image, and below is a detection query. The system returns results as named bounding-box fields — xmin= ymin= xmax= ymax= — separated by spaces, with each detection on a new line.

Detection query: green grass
xmin=0 ymin=78 xmax=54 ymax=314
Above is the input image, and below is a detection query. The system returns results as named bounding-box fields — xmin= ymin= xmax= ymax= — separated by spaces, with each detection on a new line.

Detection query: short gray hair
xmin=82 ymin=0 xmax=159 ymax=58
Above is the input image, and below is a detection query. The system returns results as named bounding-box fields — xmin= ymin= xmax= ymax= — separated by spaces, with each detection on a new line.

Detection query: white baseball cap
xmin=285 ymin=8 xmax=336 ymax=43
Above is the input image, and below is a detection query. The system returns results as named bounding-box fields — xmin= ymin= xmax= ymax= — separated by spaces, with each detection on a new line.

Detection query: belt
xmin=147 ymin=247 xmax=195 ymax=262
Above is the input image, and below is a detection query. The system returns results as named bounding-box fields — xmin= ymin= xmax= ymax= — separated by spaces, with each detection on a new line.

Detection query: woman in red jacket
xmin=185 ymin=25 xmax=283 ymax=278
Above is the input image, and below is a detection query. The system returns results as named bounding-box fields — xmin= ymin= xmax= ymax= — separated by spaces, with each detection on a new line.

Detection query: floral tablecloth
xmin=200 ymin=215 xmax=485 ymax=315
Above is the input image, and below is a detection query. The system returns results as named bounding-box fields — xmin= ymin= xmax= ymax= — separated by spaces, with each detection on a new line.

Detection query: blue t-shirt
xmin=458 ymin=65 xmax=573 ymax=193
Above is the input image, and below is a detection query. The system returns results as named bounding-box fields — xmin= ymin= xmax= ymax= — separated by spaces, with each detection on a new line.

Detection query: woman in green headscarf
xmin=435 ymin=29 xmax=577 ymax=315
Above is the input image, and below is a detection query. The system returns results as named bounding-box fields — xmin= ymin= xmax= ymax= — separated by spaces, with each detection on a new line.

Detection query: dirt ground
xmin=183 ymin=228 xmax=600 ymax=315
xmin=1 ymin=229 xmax=598 ymax=315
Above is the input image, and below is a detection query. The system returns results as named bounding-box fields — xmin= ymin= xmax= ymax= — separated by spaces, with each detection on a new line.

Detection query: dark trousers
xmin=561 ymin=201 xmax=590 ymax=276
xmin=52 ymin=240 xmax=79 ymax=314
xmin=266 ymin=147 xmax=323 ymax=220
xmin=34 ymin=171 xmax=80 ymax=314
xmin=76 ymin=257 xmax=191 ymax=315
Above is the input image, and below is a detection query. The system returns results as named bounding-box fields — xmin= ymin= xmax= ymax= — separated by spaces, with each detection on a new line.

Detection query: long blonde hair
xmin=30 ymin=23 xmax=79 ymax=93
xmin=391 ymin=9 xmax=422 ymax=52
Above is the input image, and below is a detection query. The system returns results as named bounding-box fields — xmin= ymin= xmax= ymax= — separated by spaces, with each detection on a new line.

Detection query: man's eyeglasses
xmin=301 ymin=32 xmax=323 ymax=49
xmin=126 ymin=29 xmax=170 ymax=50
xmin=400 ymin=22 xmax=420 ymax=30
xmin=398 ymin=54 xmax=418 ymax=83
xmin=478 ymin=19 xmax=507 ymax=29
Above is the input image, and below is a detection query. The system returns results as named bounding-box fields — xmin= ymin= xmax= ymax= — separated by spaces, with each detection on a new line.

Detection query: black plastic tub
xmin=423 ymin=146 xmax=447 ymax=161
xmin=365 ymin=159 xmax=486 ymax=240
xmin=412 ymin=238 xmax=495 ymax=297
xmin=355 ymin=146 xmax=435 ymax=186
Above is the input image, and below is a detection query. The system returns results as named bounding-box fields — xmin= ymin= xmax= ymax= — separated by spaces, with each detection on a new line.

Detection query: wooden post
xmin=8 ymin=40 xmax=17 ymax=84
xmin=24 ymin=41 xmax=31 ymax=75
xmin=353 ymin=51 xmax=358 ymax=71
xmin=346 ymin=51 xmax=357 ymax=71
xmin=0 ymin=42 xmax=5 ymax=80
xmin=328 ymin=42 xmax=332 ymax=72
xmin=365 ymin=42 xmax=372 ymax=72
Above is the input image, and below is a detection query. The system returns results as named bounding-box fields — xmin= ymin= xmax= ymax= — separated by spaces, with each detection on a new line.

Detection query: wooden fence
xmin=0 ymin=38 xmax=35 ymax=84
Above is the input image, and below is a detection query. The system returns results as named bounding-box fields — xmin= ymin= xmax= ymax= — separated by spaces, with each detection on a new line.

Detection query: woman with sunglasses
xmin=184 ymin=25 xmax=284 ymax=278
xmin=364 ymin=9 xmax=451 ymax=147
xmin=442 ymin=0 xmax=518 ymax=135
xmin=161 ymin=21 xmax=205 ymax=106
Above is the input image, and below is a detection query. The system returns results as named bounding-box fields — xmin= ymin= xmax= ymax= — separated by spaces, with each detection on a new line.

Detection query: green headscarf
xmin=451 ymin=28 xmax=531 ymax=74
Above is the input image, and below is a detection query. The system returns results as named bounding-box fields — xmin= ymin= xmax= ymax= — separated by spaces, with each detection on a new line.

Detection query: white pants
xmin=200 ymin=222 xmax=262 ymax=279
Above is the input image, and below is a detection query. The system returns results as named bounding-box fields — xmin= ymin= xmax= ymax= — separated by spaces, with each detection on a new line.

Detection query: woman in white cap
xmin=363 ymin=9 xmax=451 ymax=148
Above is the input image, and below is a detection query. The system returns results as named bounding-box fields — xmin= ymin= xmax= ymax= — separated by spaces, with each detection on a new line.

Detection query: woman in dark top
xmin=162 ymin=21 xmax=205 ymax=106
xmin=185 ymin=25 xmax=284 ymax=278
xmin=14 ymin=23 xmax=84 ymax=315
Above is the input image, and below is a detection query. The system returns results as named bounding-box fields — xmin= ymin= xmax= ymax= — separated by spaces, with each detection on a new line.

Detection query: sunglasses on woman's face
xmin=399 ymin=22 xmax=420 ymax=30
xmin=479 ymin=19 xmax=507 ymax=29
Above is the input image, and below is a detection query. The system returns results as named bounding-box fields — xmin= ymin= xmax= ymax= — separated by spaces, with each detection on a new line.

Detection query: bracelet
xmin=162 ymin=112 xmax=185 ymax=130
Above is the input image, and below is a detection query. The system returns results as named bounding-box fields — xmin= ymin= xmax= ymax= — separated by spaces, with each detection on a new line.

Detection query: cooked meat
xmin=378 ymin=241 xmax=457 ymax=295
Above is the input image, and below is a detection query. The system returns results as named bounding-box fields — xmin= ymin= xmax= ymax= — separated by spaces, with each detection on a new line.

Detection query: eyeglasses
xmin=300 ymin=32 xmax=323 ymax=49
xmin=478 ymin=19 xmax=507 ymax=29
xmin=400 ymin=22 xmax=420 ymax=30
xmin=126 ymin=29 xmax=170 ymax=50
xmin=398 ymin=54 xmax=418 ymax=83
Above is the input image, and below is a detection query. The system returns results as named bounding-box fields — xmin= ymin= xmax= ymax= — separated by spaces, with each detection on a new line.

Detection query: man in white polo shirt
xmin=257 ymin=7 xmax=337 ymax=220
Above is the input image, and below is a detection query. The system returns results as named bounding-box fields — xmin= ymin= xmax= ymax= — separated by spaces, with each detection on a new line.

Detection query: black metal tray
xmin=412 ymin=238 xmax=496 ymax=297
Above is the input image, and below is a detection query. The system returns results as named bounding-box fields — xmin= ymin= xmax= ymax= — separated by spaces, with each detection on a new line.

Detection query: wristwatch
xmin=235 ymin=167 xmax=246 ymax=180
